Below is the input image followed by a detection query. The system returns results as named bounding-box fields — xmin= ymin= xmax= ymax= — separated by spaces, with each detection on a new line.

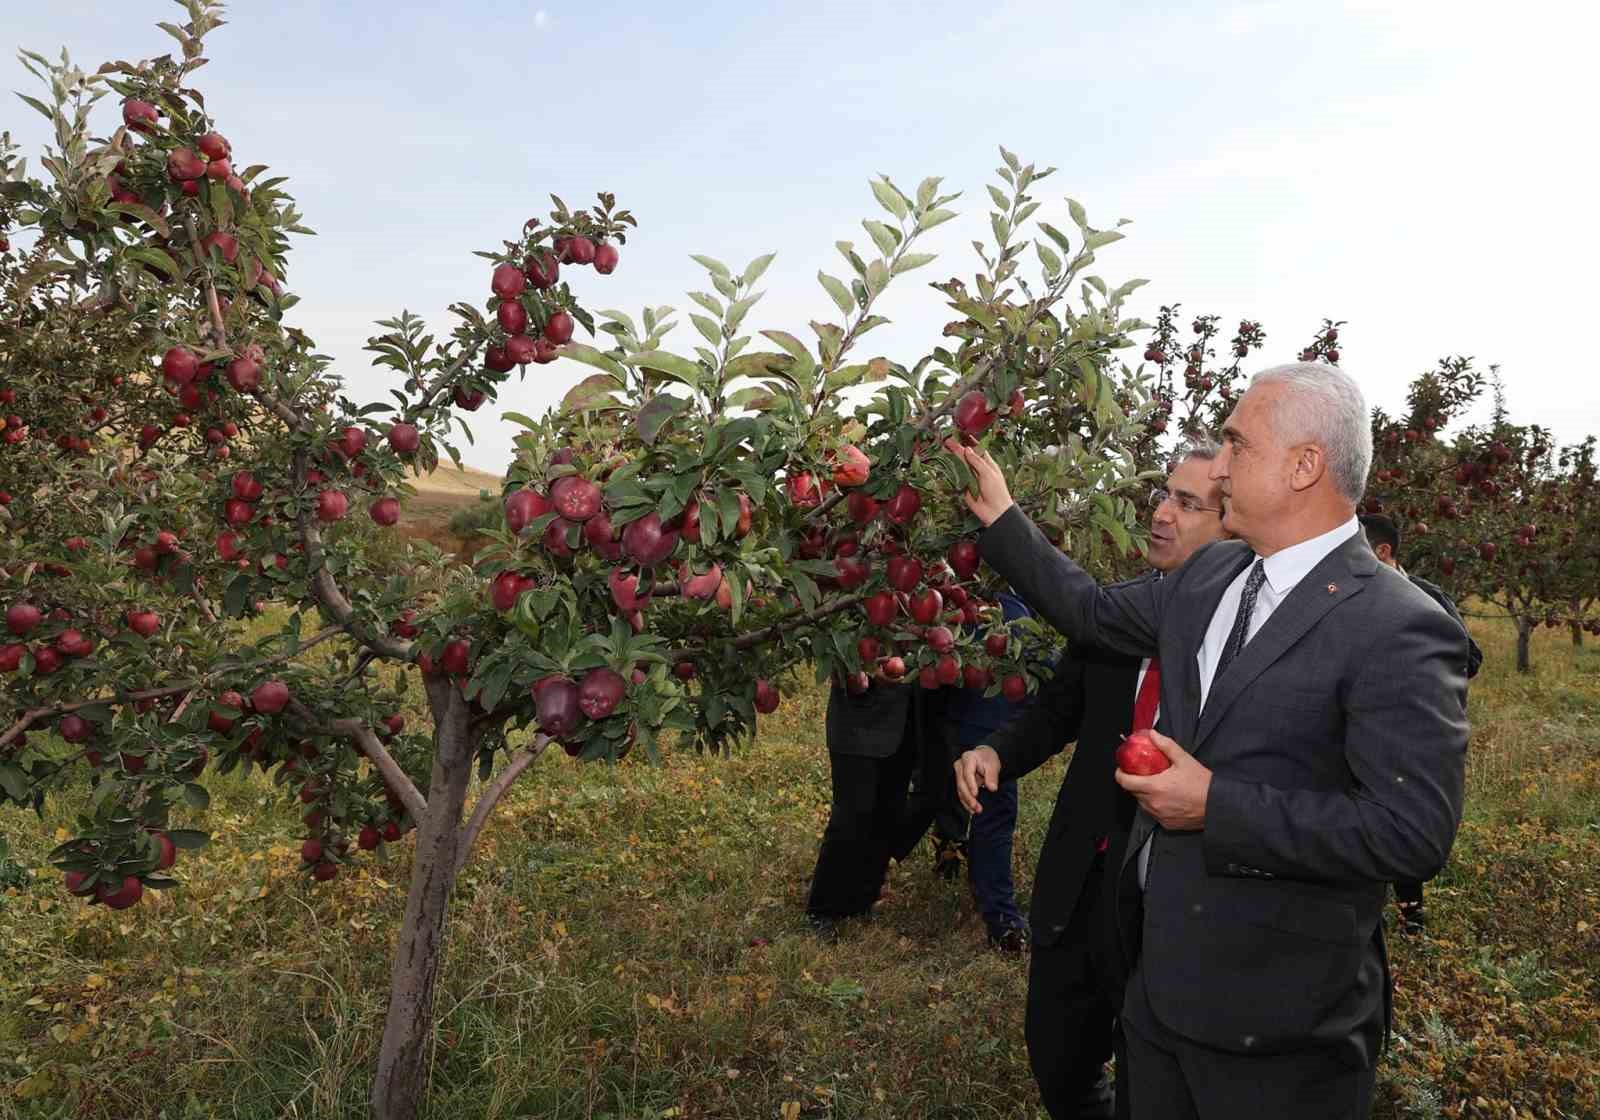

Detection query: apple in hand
xmin=1114 ymin=729 xmax=1169 ymax=776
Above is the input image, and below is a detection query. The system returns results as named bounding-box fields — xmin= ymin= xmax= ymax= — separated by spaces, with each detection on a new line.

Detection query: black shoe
xmin=987 ymin=923 xmax=1029 ymax=955
xmin=805 ymin=912 xmax=840 ymax=943
xmin=1397 ymin=900 xmax=1427 ymax=935
xmin=1070 ymin=1069 xmax=1116 ymax=1119
xmin=933 ymin=837 xmax=966 ymax=881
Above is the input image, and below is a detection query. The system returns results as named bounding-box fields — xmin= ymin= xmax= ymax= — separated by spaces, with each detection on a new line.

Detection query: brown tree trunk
xmin=1516 ymin=614 xmax=1533 ymax=673
xmin=369 ymin=685 xmax=476 ymax=1120
xmin=1572 ymin=621 xmax=1585 ymax=648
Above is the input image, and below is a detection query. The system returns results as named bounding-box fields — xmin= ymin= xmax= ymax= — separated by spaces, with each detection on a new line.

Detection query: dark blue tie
xmin=1215 ymin=559 xmax=1267 ymax=682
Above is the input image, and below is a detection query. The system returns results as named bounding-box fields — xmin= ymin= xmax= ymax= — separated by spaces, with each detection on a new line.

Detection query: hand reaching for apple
xmin=1114 ymin=729 xmax=1212 ymax=831
xmin=942 ymin=438 xmax=1014 ymax=527
xmin=953 ymin=745 xmax=1003 ymax=814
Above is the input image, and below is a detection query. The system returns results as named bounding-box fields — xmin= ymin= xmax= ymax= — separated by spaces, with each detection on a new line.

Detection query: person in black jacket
xmin=805 ymin=679 xmax=955 ymax=937
xmin=954 ymin=441 xmax=1230 ymax=1119
xmin=1359 ymin=513 xmax=1481 ymax=933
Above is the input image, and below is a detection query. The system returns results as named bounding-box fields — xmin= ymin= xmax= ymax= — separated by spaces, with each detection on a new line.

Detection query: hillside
xmin=404 ymin=461 xmax=504 ymax=523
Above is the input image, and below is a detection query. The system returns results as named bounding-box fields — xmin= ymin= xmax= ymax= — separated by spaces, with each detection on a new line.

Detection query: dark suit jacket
xmin=980 ymin=508 xmax=1469 ymax=1067
xmin=987 ymin=644 xmax=1140 ymax=948
xmin=1409 ymin=574 xmax=1483 ymax=678
xmin=825 ymin=680 xmax=949 ymax=759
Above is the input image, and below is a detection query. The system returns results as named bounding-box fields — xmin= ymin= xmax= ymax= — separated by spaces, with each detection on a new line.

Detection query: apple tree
xmin=0 ymin=9 xmax=1165 ymax=1118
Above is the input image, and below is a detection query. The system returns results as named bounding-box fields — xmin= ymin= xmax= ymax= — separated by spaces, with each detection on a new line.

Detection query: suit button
xmin=1226 ymin=863 xmax=1240 ymax=874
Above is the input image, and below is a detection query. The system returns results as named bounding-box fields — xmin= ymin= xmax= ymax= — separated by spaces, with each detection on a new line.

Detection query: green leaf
xmin=628 ymin=350 xmax=704 ymax=389
xmin=862 ymin=220 xmax=900 ymax=256
xmin=690 ymin=313 xmax=722 ymax=347
xmin=1067 ymin=198 xmax=1088 ymax=230
xmin=741 ymin=253 xmax=776 ymax=286
xmin=165 ymin=829 xmax=210 ymax=851
xmin=0 ymin=763 xmax=27 ymax=802
xmin=690 ymin=254 xmax=731 ymax=279
xmin=817 ymin=272 xmax=854 ymax=316
xmin=561 ymin=373 xmax=623 ymax=413
xmin=501 ymin=411 xmax=543 ymax=430
xmin=182 ymin=783 xmax=211 ymax=811
xmin=726 ymin=386 xmax=777 ymax=411
xmin=791 ymin=571 xmax=819 ymax=612
xmin=921 ymin=208 xmax=958 ymax=231
xmin=892 ymin=252 xmax=938 ymax=276
xmin=558 ymin=342 xmax=626 ymax=378
xmin=1035 ymin=240 xmax=1063 ymax=276
xmin=1084 ymin=230 xmax=1124 ymax=250
xmin=759 ymin=331 xmax=816 ymax=380
xmin=870 ymin=178 xmax=910 ymax=220
xmin=127 ymin=246 xmax=180 ymax=278
xmin=635 ymin=393 xmax=688 ymax=446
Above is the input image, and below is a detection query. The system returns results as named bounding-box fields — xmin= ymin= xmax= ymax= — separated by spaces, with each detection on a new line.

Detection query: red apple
xmin=593 ymin=242 xmax=619 ymax=274
xmin=96 ymin=875 xmax=143 ymax=910
xmin=369 ymin=496 xmax=400 ymax=526
xmin=947 ymin=539 xmax=980 ymax=580
xmin=126 ymin=610 xmax=160 ymax=638
xmin=550 ymin=475 xmax=603 ymax=522
xmin=831 ymin=444 xmax=870 ymax=487
xmin=984 ymin=632 xmax=1008 ymax=657
xmin=491 ymin=262 xmax=526 ymax=299
xmin=622 ymin=512 xmax=680 ymax=567
xmin=251 ymin=679 xmax=290 ymax=714
xmin=886 ymin=555 xmax=923 ymax=594
xmin=59 ymin=714 xmax=92 ymax=743
xmin=543 ymin=311 xmax=575 ymax=345
xmin=231 ymin=471 xmax=263 ymax=502
xmin=909 ymin=588 xmax=943 ymax=625
xmin=439 ymin=639 xmax=471 ymax=677
xmin=578 ymin=668 xmax=627 ymax=720
xmin=754 ymin=679 xmax=780 ymax=714
xmin=505 ymin=488 xmax=553 ymax=534
xmin=5 ymin=602 xmax=41 ymax=636
xmin=846 ymin=491 xmax=880 ymax=525
xmin=1115 ymin=729 xmax=1169 ymax=776
xmin=166 ymin=148 xmax=206 ymax=182
xmin=953 ymin=390 xmax=996 ymax=436
xmin=122 ymin=99 xmax=159 ymax=131
xmin=865 ymin=591 xmax=898 ymax=627
xmin=497 ymin=300 xmax=528 ymax=336
xmin=566 ymin=236 xmax=596 ymax=265
xmin=926 ymin=626 xmax=955 ymax=654
xmin=387 ymin=423 xmax=420 ymax=454
xmin=884 ymin=484 xmax=922 ymax=526
xmin=358 ymin=826 xmax=381 ymax=851
xmin=316 ymin=490 xmax=349 ymax=522
xmin=1001 ymin=674 xmax=1028 ymax=703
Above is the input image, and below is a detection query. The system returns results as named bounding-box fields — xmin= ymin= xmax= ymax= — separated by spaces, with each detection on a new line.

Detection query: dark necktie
xmin=1214 ymin=559 xmax=1267 ymax=683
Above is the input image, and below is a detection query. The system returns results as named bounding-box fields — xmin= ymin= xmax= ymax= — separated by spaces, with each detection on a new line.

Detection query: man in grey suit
xmin=946 ymin=362 xmax=1469 ymax=1119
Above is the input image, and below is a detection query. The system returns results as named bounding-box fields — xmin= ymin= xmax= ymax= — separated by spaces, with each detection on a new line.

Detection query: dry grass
xmin=0 ymin=612 xmax=1595 ymax=1118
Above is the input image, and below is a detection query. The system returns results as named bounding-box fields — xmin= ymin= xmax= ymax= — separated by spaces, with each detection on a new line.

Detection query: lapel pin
xmin=1327 ymin=582 xmax=1338 ymax=594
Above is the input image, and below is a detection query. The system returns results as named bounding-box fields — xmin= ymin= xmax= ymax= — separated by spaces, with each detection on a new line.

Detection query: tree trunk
xmin=1572 ymin=621 xmax=1584 ymax=648
xmin=369 ymin=686 xmax=476 ymax=1120
xmin=1516 ymin=614 xmax=1533 ymax=673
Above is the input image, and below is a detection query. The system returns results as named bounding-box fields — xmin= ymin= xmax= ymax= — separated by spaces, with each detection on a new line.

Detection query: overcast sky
xmin=10 ymin=1 xmax=1597 ymax=472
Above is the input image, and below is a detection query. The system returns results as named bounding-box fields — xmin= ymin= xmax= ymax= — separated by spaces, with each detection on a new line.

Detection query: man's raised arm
xmin=947 ymin=439 xmax=1162 ymax=659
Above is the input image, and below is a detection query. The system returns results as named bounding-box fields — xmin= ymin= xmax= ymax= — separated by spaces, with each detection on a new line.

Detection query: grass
xmin=1 ymin=614 xmax=1597 ymax=1118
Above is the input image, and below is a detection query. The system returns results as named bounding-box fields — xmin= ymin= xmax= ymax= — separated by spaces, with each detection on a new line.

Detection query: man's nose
xmin=1209 ymin=448 xmax=1230 ymax=479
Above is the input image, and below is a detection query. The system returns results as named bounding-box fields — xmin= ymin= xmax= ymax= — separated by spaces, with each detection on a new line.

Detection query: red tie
xmin=1098 ymin=657 xmax=1161 ymax=855
xmin=1131 ymin=657 xmax=1162 ymax=732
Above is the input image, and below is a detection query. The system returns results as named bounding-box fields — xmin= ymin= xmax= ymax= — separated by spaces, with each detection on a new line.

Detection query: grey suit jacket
xmin=980 ymin=506 xmax=1469 ymax=1065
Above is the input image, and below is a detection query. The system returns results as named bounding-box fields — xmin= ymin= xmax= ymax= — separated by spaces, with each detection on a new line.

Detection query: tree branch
xmin=289 ymin=702 xmax=429 ymax=822
xmin=0 ymin=624 xmax=349 ymax=750
xmin=454 ymin=736 xmax=550 ymax=875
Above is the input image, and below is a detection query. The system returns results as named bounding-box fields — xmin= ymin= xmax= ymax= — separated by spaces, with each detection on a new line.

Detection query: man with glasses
xmin=953 ymin=440 xmax=1229 ymax=1119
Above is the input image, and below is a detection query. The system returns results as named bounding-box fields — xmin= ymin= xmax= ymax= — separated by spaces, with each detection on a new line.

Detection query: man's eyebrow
xmin=1171 ymin=487 xmax=1204 ymax=504
xmin=1221 ymin=423 xmax=1245 ymax=446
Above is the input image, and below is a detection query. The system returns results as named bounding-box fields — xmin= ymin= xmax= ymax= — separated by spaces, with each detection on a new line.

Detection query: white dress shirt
xmin=1138 ymin=517 xmax=1360 ymax=888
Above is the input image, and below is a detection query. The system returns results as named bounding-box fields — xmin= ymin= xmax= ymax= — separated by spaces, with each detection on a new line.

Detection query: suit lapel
xmin=1191 ymin=535 xmax=1372 ymax=754
xmin=1121 ymin=542 xmax=1252 ymax=878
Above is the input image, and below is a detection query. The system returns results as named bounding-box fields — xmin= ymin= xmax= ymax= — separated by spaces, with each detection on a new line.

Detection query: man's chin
xmin=1146 ymin=541 xmax=1172 ymax=567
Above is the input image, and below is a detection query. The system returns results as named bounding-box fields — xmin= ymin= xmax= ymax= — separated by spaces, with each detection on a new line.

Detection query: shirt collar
xmin=1257 ymin=517 xmax=1359 ymax=596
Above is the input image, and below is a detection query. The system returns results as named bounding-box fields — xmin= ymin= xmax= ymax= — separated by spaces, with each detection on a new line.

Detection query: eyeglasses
xmin=1149 ymin=487 xmax=1223 ymax=516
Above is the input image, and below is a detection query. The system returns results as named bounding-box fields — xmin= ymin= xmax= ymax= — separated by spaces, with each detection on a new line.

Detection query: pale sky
xmin=10 ymin=2 xmax=1597 ymax=473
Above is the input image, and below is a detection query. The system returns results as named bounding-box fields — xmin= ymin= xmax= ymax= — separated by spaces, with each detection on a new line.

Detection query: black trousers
xmin=806 ymin=729 xmax=920 ymax=919
xmin=1121 ymin=969 xmax=1376 ymax=1120
xmin=1027 ymin=857 xmax=1127 ymax=1120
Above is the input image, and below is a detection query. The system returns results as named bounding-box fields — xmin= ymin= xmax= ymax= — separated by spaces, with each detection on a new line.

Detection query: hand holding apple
xmin=1113 ymin=729 xmax=1211 ymax=831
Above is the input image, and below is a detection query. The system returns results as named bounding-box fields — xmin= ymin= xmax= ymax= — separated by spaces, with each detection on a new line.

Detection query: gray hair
xmin=1249 ymin=362 xmax=1372 ymax=504
xmin=1172 ymin=436 xmax=1220 ymax=465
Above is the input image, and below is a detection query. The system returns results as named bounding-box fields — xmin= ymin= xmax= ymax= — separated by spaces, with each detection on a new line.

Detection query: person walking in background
xmin=948 ymin=362 xmax=1469 ymax=1119
xmin=1359 ymin=512 xmax=1481 ymax=933
xmin=945 ymin=588 xmax=1039 ymax=954
xmin=954 ymin=440 xmax=1230 ymax=1119
xmin=805 ymin=678 xmax=954 ymax=939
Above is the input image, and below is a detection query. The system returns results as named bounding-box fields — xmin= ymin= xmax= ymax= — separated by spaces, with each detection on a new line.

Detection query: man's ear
xmin=1288 ymin=443 xmax=1326 ymax=493
xmin=1376 ymin=542 xmax=1393 ymax=564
